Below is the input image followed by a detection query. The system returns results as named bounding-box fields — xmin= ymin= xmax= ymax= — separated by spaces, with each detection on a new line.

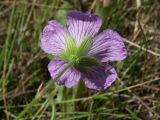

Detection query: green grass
xmin=0 ymin=0 xmax=160 ymax=120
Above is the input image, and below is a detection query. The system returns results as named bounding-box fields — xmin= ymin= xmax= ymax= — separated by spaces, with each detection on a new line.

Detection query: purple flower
xmin=40 ymin=10 xmax=127 ymax=90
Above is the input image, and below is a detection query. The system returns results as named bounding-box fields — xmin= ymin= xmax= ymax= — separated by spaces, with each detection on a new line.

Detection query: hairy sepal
xmin=65 ymin=34 xmax=77 ymax=55
xmin=78 ymin=56 xmax=101 ymax=67
xmin=77 ymin=36 xmax=91 ymax=57
xmin=74 ymin=56 xmax=101 ymax=73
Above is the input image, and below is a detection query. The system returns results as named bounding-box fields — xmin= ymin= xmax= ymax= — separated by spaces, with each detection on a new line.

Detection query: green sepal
xmin=57 ymin=52 xmax=68 ymax=61
xmin=78 ymin=56 xmax=101 ymax=67
xmin=74 ymin=64 xmax=87 ymax=73
xmin=47 ymin=54 xmax=55 ymax=60
xmin=58 ymin=35 xmax=96 ymax=69
xmin=58 ymin=34 xmax=77 ymax=61
xmin=77 ymin=36 xmax=91 ymax=57
xmin=65 ymin=34 xmax=77 ymax=55
xmin=74 ymin=57 xmax=101 ymax=73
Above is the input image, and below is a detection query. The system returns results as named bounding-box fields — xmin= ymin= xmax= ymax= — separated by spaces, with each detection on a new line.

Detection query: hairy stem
xmin=15 ymin=63 xmax=71 ymax=120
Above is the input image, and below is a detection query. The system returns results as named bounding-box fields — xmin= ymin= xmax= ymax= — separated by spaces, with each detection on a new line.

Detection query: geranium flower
xmin=40 ymin=10 xmax=127 ymax=90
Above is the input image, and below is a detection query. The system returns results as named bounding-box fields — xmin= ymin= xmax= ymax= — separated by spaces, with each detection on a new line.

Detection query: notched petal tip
xmin=104 ymin=29 xmax=128 ymax=60
xmin=89 ymin=29 xmax=127 ymax=62
xmin=48 ymin=58 xmax=81 ymax=88
xmin=42 ymin=20 xmax=65 ymax=35
xmin=40 ymin=20 xmax=66 ymax=55
xmin=82 ymin=65 xmax=117 ymax=91
xmin=66 ymin=10 xmax=102 ymax=45
xmin=67 ymin=10 xmax=101 ymax=22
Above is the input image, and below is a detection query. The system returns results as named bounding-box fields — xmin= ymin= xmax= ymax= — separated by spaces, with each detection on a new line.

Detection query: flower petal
xmin=88 ymin=29 xmax=127 ymax=62
xmin=48 ymin=58 xmax=81 ymax=88
xmin=82 ymin=64 xmax=117 ymax=90
xmin=67 ymin=10 xmax=102 ymax=45
xmin=40 ymin=20 xmax=66 ymax=55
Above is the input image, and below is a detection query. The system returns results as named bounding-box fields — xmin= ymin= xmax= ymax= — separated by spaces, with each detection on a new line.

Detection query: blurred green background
xmin=0 ymin=0 xmax=160 ymax=119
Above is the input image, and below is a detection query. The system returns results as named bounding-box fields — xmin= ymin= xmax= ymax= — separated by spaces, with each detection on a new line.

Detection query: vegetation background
xmin=0 ymin=0 xmax=160 ymax=119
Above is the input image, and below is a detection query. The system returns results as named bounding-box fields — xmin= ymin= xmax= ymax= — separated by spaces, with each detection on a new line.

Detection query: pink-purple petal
xmin=82 ymin=65 xmax=117 ymax=91
xmin=88 ymin=29 xmax=127 ymax=62
xmin=67 ymin=10 xmax=102 ymax=45
xmin=48 ymin=58 xmax=81 ymax=88
xmin=40 ymin=20 xmax=66 ymax=55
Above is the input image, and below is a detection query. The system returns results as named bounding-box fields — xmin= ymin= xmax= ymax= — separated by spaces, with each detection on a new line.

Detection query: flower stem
xmin=15 ymin=63 xmax=71 ymax=120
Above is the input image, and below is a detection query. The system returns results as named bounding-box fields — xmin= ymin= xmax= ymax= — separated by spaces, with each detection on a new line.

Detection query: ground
xmin=0 ymin=0 xmax=160 ymax=120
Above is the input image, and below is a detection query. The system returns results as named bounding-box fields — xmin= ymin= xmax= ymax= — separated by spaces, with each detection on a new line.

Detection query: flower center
xmin=69 ymin=54 xmax=79 ymax=64
xmin=58 ymin=34 xmax=101 ymax=72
